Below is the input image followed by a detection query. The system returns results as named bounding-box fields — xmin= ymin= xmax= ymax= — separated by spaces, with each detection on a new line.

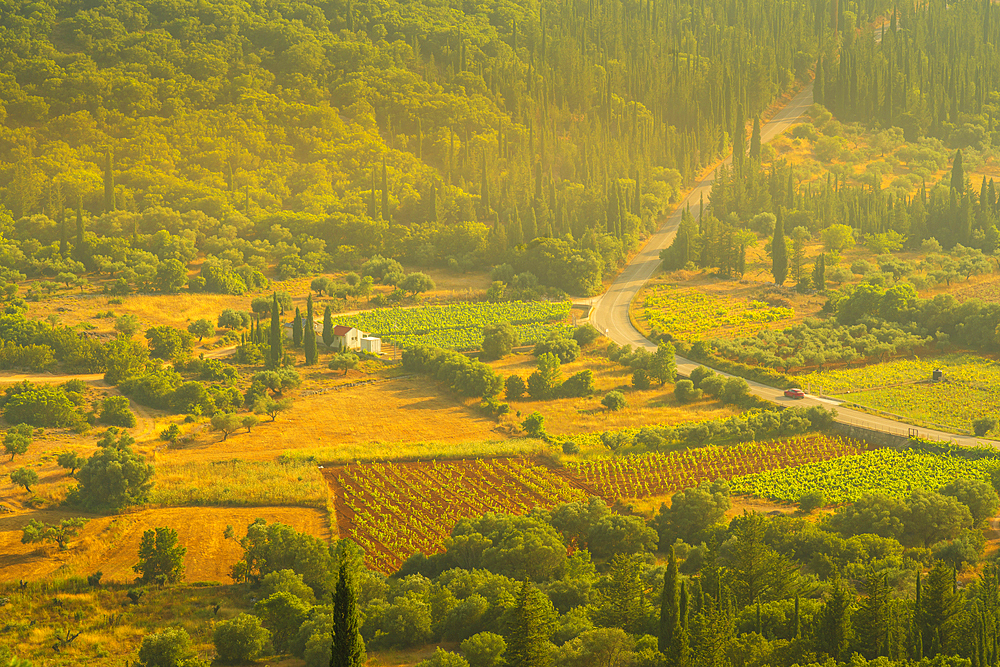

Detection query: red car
xmin=784 ymin=388 xmax=805 ymax=399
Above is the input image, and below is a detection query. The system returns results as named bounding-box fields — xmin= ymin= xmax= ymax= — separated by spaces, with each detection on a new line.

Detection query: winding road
xmin=590 ymin=82 xmax=994 ymax=449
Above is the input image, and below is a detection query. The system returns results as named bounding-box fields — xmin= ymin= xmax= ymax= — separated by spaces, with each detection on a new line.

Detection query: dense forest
xmin=663 ymin=0 xmax=1000 ymax=278
xmin=0 ymin=0 xmax=835 ymax=295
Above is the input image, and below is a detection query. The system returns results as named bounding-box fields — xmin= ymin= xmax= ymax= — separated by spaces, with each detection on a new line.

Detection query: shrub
xmin=481 ymin=324 xmax=518 ymax=360
xmin=522 ymin=412 xmax=546 ymax=438
xmin=720 ymin=377 xmax=751 ymax=405
xmin=533 ymin=337 xmax=580 ymax=363
xmin=673 ymin=379 xmax=702 ymax=403
xmin=254 ymin=591 xmax=310 ymax=653
xmin=213 ymin=613 xmax=271 ymax=664
xmin=799 ymin=490 xmax=826 ymax=513
xmin=100 ymin=396 xmax=137 ymax=427
xmin=137 ymin=627 xmax=195 ymax=667
xmin=699 ymin=375 xmax=725 ymax=397
xmin=260 ymin=569 xmax=316 ymax=604
xmin=601 ymin=391 xmax=627 ymax=411
xmin=416 ymin=647 xmax=470 ymax=667
xmin=973 ymin=417 xmax=996 ymax=437
xmin=559 ymin=370 xmax=595 ymax=398
xmin=74 ymin=431 xmax=154 ymax=512
xmin=505 ymin=375 xmax=526 ymax=400
xmin=571 ymin=324 xmax=600 ymax=347
xmin=460 ymin=632 xmax=506 ymax=667
xmin=631 ymin=368 xmax=651 ymax=390
xmin=3 ymin=384 xmax=79 ymax=427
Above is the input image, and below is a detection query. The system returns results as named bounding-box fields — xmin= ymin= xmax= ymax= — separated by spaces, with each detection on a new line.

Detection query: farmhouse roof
xmin=333 ymin=325 xmax=355 ymax=336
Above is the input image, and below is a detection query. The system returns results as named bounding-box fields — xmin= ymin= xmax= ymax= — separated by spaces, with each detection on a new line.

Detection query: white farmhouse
xmin=333 ymin=325 xmax=364 ymax=350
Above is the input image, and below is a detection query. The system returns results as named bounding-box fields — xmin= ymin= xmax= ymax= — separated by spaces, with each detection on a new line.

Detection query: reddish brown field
xmin=325 ymin=458 xmax=592 ymax=573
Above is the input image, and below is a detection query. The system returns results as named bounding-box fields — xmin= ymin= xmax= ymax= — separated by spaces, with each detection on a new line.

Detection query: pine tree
xmin=331 ymin=557 xmax=365 ymax=667
xmin=505 ymin=580 xmax=554 ymax=667
xmin=268 ymin=293 xmax=282 ymax=368
xmin=659 ymin=546 xmax=679 ymax=653
xmin=322 ymin=305 xmax=334 ymax=348
xmin=292 ymin=307 xmax=303 ymax=348
xmin=772 ymin=207 xmax=788 ymax=285
xmin=817 ymin=574 xmax=853 ymax=661
xmin=918 ymin=561 xmax=964 ymax=657
xmin=304 ymin=296 xmax=318 ymax=365
xmin=59 ymin=209 xmax=68 ymax=258
xmin=856 ymin=570 xmax=890 ymax=658
xmin=749 ymin=117 xmax=761 ymax=161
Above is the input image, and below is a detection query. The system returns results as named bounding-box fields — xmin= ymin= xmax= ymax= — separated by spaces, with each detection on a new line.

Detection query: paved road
xmin=589 ymin=82 xmax=995 ymax=448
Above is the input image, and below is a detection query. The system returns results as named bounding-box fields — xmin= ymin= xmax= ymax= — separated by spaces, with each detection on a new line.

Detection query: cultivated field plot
xmin=325 ymin=458 xmax=588 ymax=572
xmin=640 ymin=285 xmax=793 ymax=340
xmin=567 ymin=435 xmax=866 ymax=501
xmin=800 ymin=354 xmax=1000 ymax=435
xmin=730 ymin=448 xmax=1000 ymax=503
xmin=331 ymin=301 xmax=572 ymax=350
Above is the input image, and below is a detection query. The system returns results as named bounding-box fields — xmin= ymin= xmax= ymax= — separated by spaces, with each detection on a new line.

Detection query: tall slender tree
xmin=304 ymin=296 xmax=317 ymax=365
xmin=772 ymin=207 xmax=788 ymax=285
xmin=74 ymin=199 xmax=85 ymax=262
xmin=322 ymin=305 xmax=334 ymax=348
xmin=659 ymin=546 xmax=679 ymax=653
xmin=749 ymin=117 xmax=761 ymax=161
xmin=505 ymin=580 xmax=554 ymax=667
xmin=268 ymin=293 xmax=282 ymax=368
xmin=103 ymin=149 xmax=115 ymax=213
xmin=292 ymin=307 xmax=303 ymax=348
xmin=331 ymin=556 xmax=364 ymax=667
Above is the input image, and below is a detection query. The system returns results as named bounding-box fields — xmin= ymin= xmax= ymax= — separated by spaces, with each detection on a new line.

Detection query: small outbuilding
xmin=361 ymin=337 xmax=382 ymax=354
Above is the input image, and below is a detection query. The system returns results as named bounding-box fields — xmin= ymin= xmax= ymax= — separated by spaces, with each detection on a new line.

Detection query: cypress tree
xmin=771 ymin=207 xmax=788 ymax=285
xmin=815 ymin=58 xmax=825 ymax=105
xmin=292 ymin=307 xmax=303 ymax=348
xmin=322 ymin=305 xmax=334 ymax=348
xmin=75 ymin=200 xmax=85 ymax=261
xmin=668 ymin=581 xmax=691 ymax=667
xmin=480 ymin=152 xmax=491 ymax=215
xmin=749 ymin=117 xmax=761 ymax=161
xmin=952 ymin=150 xmax=965 ymax=194
xmin=381 ymin=157 xmax=389 ymax=220
xmin=793 ymin=593 xmax=800 ymax=638
xmin=812 ymin=253 xmax=826 ymax=290
xmin=305 ymin=296 xmax=318 ymax=365
xmin=269 ymin=293 xmax=282 ymax=368
xmin=59 ymin=209 xmax=68 ymax=258
xmin=659 ymin=546 xmax=679 ymax=653
xmin=331 ymin=557 xmax=365 ymax=667
xmin=505 ymin=580 xmax=554 ymax=667
xmin=103 ymin=149 xmax=115 ymax=213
